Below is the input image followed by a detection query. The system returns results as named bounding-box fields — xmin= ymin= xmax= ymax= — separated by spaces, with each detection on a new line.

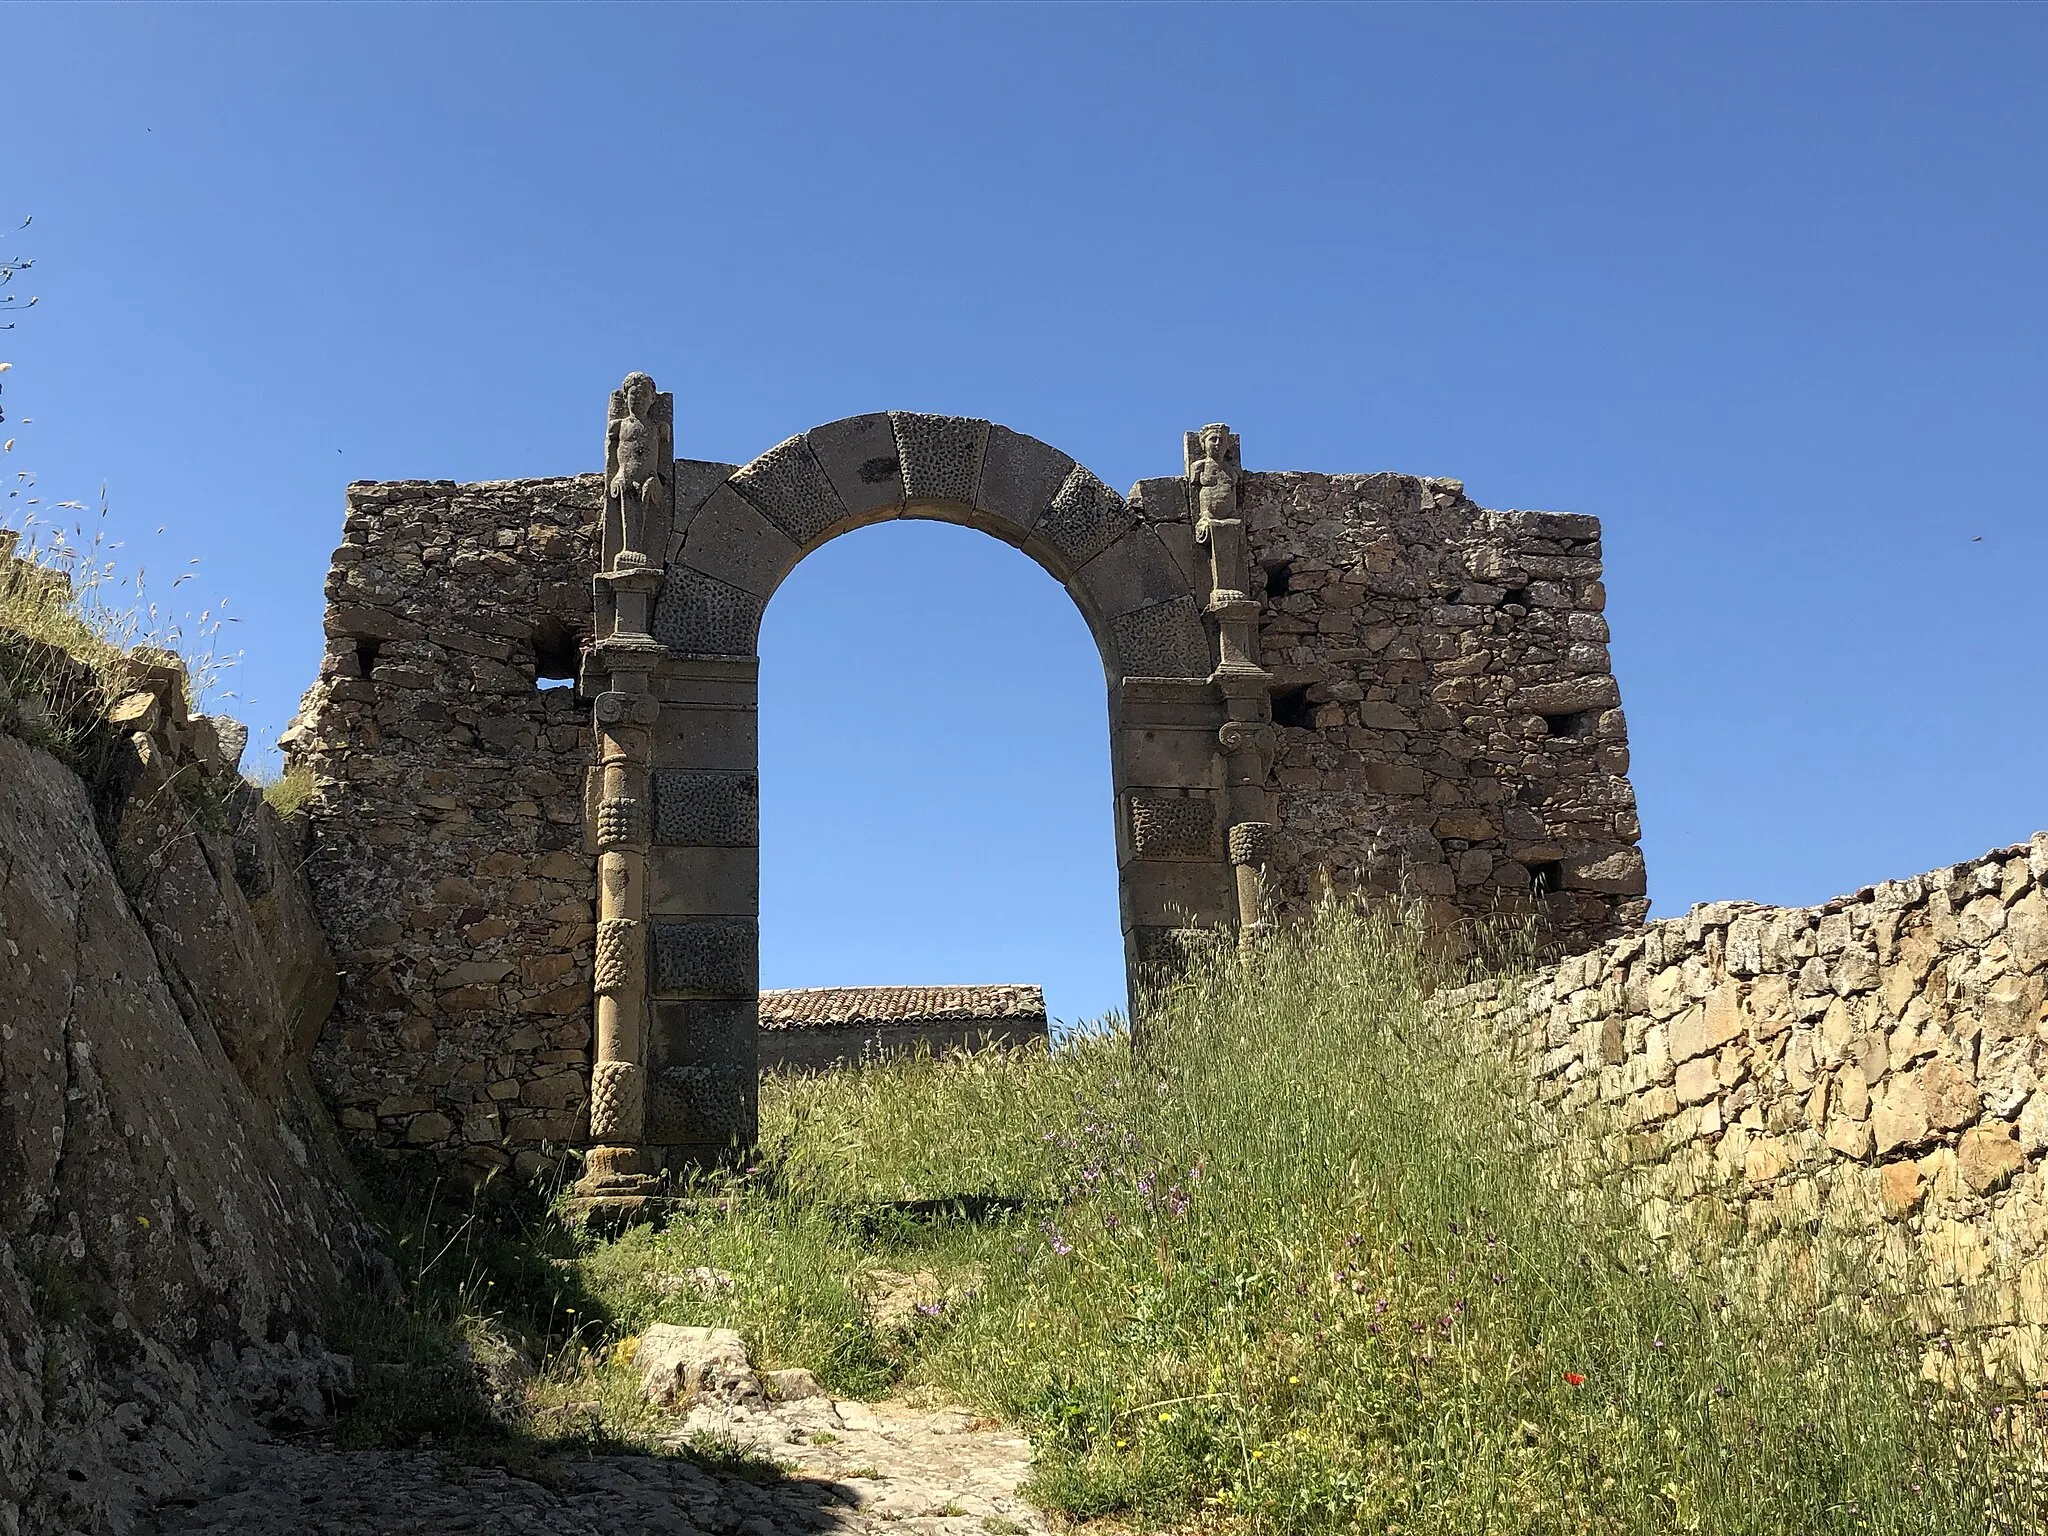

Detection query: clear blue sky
xmin=6 ymin=5 xmax=2044 ymax=1027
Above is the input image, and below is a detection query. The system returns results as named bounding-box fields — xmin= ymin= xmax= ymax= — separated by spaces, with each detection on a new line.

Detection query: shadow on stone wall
xmin=0 ymin=634 xmax=371 ymax=1535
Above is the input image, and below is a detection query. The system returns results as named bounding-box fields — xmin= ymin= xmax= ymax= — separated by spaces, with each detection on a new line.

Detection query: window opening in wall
xmin=532 ymin=617 xmax=580 ymax=691
xmin=1530 ymin=860 xmax=1565 ymax=896
xmin=354 ymin=637 xmax=382 ymax=678
xmin=1542 ymin=710 xmax=1595 ymax=742
xmin=1263 ymin=560 xmax=1292 ymax=601
xmin=1271 ymin=684 xmax=1313 ymax=730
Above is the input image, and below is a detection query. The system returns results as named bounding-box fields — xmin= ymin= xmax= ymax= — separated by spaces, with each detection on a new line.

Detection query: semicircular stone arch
xmin=594 ymin=413 xmax=1252 ymax=1169
xmin=652 ymin=413 xmax=1213 ymax=682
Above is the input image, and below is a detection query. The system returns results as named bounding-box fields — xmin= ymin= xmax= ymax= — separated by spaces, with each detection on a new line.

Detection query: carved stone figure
xmin=1186 ymin=422 xmax=1242 ymax=545
xmin=607 ymin=372 xmax=673 ymax=569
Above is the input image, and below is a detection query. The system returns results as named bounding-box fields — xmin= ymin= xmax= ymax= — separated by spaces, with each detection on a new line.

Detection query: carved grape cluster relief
xmin=652 ymin=770 xmax=759 ymax=847
xmin=648 ymin=1063 xmax=753 ymax=1143
xmin=587 ymin=1059 xmax=643 ymax=1141
xmin=597 ymin=796 xmax=643 ymax=848
xmin=1129 ymin=793 xmax=1218 ymax=860
xmin=652 ymin=919 xmax=757 ymax=996
xmin=1228 ymin=820 xmax=1274 ymax=868
xmin=594 ymin=918 xmax=641 ymax=996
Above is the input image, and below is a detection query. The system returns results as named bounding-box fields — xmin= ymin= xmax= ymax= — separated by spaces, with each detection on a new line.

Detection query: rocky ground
xmin=145 ymin=1377 xmax=1047 ymax=1536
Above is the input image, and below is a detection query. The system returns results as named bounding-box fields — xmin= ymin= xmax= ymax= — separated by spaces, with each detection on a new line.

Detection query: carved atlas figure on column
xmin=1188 ymin=422 xmax=1277 ymax=944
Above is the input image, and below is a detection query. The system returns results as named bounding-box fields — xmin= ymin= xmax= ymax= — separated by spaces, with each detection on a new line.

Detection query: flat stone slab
xmin=148 ymin=1393 xmax=1048 ymax=1536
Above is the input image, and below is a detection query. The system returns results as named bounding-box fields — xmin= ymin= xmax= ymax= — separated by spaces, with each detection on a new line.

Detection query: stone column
xmin=1187 ymin=424 xmax=1277 ymax=943
xmin=577 ymin=374 xmax=674 ymax=1201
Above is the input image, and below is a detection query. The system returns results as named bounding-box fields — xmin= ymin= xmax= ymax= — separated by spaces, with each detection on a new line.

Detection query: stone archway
xmin=577 ymin=386 xmax=1275 ymax=1192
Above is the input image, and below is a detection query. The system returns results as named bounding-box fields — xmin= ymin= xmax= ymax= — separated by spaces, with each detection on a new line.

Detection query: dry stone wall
xmin=289 ymin=433 xmax=1646 ymax=1171
xmin=1457 ymin=833 xmax=2048 ymax=1384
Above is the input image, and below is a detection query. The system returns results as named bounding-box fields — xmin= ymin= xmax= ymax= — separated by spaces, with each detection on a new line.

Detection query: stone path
xmin=145 ymin=1395 xmax=1049 ymax=1536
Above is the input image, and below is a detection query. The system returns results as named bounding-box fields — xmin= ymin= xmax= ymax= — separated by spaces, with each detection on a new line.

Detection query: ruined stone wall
xmin=291 ymin=444 xmax=1646 ymax=1168
xmin=1457 ymin=833 xmax=2048 ymax=1383
xmin=1221 ymin=472 xmax=1644 ymax=945
xmin=284 ymin=477 xmax=604 ymax=1181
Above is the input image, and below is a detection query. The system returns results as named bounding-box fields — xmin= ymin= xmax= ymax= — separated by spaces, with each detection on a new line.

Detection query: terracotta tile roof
xmin=757 ymin=985 xmax=1047 ymax=1031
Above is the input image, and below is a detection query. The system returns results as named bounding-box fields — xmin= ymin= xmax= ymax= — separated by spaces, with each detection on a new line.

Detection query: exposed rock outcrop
xmin=0 ymin=665 xmax=362 ymax=1534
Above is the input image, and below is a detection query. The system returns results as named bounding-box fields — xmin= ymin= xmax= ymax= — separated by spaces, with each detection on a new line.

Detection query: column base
xmin=565 ymin=1145 xmax=670 ymax=1232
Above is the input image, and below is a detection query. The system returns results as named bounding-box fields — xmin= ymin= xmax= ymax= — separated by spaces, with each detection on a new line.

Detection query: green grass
xmin=258 ymin=761 xmax=314 ymax=815
xmin=331 ymin=901 xmax=2046 ymax=1532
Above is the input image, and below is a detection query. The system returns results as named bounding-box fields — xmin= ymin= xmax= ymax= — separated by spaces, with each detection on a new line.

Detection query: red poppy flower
xmin=1564 ymin=1372 xmax=1586 ymax=1386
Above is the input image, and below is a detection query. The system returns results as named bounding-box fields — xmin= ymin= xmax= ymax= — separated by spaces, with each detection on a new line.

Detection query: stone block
xmin=651 ymin=770 xmax=759 ymax=848
xmin=648 ymin=846 xmax=759 ymax=917
xmin=1873 ymin=1077 xmax=1930 ymax=1155
xmin=1560 ymin=845 xmax=1647 ymax=896
xmin=1920 ymin=1056 xmax=1981 ymax=1132
xmin=651 ymin=568 xmax=764 ymax=657
xmin=1077 ymin=525 xmax=1198 ymax=623
xmin=1144 ymin=505 xmax=1209 ymax=597
xmin=730 ymin=435 xmax=845 ymax=548
xmin=650 ymin=999 xmax=758 ymax=1069
xmin=891 ymin=412 xmax=988 ymax=504
xmin=1037 ymin=464 xmax=1138 ymax=570
xmin=1825 ymin=1116 xmax=1873 ymax=1160
xmin=677 ymin=484 xmax=802 ymax=598
xmin=1957 ymin=1123 xmax=2023 ymax=1194
xmin=652 ymin=918 xmax=757 ymax=997
xmin=1746 ymin=973 xmax=1793 ymax=1038
xmin=975 ymin=425 xmax=1075 ymax=538
xmin=1111 ymin=597 xmax=1212 ymax=681
xmin=1366 ymin=762 xmax=1431 ymax=796
xmin=1434 ymin=811 xmax=1495 ymax=842
xmin=1121 ymin=859 xmax=1236 ymax=929
xmin=405 ymin=1111 xmax=455 ymax=1145
xmin=2009 ymin=890 xmax=2048 ymax=973
xmin=1744 ymin=1136 xmax=1796 ymax=1183
xmin=1675 ymin=1056 xmax=1719 ymax=1105
xmin=1126 ymin=791 xmax=1220 ymax=861
xmin=635 ymin=1325 xmax=756 ymax=1407
xmin=656 ymin=702 xmax=757 ymax=771
xmin=1516 ymin=677 xmax=1621 ymax=715
xmin=1670 ymin=985 xmax=1745 ymax=1062
xmin=1118 ymin=724 xmax=1223 ymax=791
xmin=1129 ymin=475 xmax=1190 ymax=523
xmin=806 ymin=413 xmax=906 ymax=520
